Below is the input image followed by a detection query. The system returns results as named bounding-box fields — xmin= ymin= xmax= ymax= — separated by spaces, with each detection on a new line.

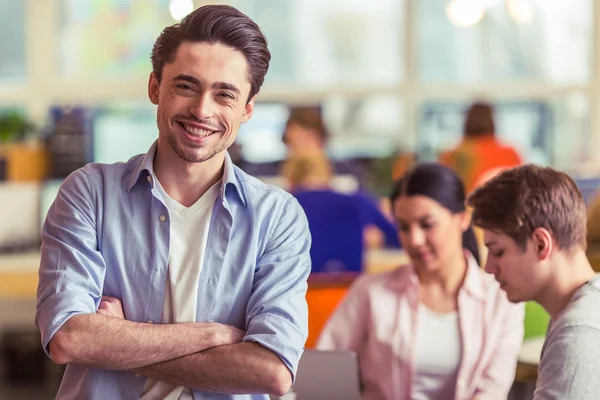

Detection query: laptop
xmin=273 ymin=350 xmax=362 ymax=400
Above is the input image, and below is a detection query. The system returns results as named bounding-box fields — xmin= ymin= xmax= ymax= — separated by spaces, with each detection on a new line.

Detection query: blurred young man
xmin=467 ymin=164 xmax=600 ymax=399
xmin=36 ymin=5 xmax=310 ymax=399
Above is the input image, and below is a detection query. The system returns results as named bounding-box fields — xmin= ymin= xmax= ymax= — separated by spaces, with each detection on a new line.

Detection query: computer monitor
xmin=236 ymin=102 xmax=291 ymax=164
xmin=418 ymin=101 xmax=552 ymax=165
xmin=92 ymin=107 xmax=158 ymax=164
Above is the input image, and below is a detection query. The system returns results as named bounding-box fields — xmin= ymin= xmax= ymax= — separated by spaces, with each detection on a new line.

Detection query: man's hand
xmin=208 ymin=323 xmax=245 ymax=346
xmin=96 ymin=296 xmax=125 ymax=319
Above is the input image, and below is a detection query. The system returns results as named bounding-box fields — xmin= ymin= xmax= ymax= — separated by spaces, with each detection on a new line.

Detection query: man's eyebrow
xmin=171 ymin=74 xmax=201 ymax=85
xmin=171 ymin=75 xmax=241 ymax=96
xmin=212 ymin=81 xmax=241 ymax=95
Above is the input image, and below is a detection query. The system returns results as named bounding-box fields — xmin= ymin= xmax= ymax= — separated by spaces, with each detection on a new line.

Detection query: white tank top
xmin=411 ymin=304 xmax=462 ymax=400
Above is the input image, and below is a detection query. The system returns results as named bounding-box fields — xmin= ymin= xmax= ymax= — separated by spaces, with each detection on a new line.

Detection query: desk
xmin=0 ymin=249 xmax=408 ymax=298
xmin=0 ymin=251 xmax=40 ymax=299
xmin=0 ymin=251 xmax=40 ymax=330
xmin=0 ymin=249 xmax=408 ymax=344
xmin=518 ymin=337 xmax=544 ymax=365
xmin=515 ymin=337 xmax=544 ymax=382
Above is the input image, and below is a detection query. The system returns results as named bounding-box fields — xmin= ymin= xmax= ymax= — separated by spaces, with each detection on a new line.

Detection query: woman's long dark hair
xmin=390 ymin=163 xmax=481 ymax=265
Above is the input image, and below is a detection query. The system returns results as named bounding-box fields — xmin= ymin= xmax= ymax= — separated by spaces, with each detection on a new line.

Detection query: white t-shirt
xmin=140 ymin=177 xmax=221 ymax=400
xmin=411 ymin=304 xmax=462 ymax=400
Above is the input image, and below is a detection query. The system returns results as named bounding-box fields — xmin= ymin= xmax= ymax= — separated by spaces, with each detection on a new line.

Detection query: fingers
xmin=101 ymin=296 xmax=121 ymax=303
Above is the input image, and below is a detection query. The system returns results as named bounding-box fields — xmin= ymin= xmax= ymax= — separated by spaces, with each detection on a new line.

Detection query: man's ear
xmin=241 ymin=95 xmax=256 ymax=124
xmin=148 ymin=72 xmax=160 ymax=105
xmin=532 ymin=227 xmax=553 ymax=261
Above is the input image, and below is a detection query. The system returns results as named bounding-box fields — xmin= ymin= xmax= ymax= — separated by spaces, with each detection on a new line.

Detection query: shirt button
xmin=159 ymin=215 xmax=166 ymax=222
xmin=147 ymin=175 xmax=152 ymax=183
xmin=147 ymin=320 xmax=153 ymax=324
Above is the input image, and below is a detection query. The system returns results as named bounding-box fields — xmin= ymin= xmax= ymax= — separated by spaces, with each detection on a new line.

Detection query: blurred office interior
xmin=0 ymin=0 xmax=598 ymax=398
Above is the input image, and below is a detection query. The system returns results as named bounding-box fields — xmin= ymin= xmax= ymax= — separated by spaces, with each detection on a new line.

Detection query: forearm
xmin=133 ymin=342 xmax=292 ymax=396
xmin=49 ymin=313 xmax=224 ymax=370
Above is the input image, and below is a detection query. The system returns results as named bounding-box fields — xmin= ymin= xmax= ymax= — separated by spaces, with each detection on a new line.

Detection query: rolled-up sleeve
xmin=243 ymin=196 xmax=311 ymax=381
xmin=35 ymin=168 xmax=106 ymax=357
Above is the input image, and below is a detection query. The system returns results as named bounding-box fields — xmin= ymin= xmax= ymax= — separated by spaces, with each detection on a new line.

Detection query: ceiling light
xmin=446 ymin=0 xmax=486 ymax=28
xmin=169 ymin=0 xmax=194 ymax=22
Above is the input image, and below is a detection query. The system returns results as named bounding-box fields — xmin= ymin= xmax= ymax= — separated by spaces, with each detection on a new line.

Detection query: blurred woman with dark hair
xmin=440 ymin=101 xmax=522 ymax=193
xmin=317 ymin=163 xmax=524 ymax=400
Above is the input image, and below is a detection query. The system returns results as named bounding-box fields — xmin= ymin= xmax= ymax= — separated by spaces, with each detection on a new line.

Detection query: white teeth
xmin=183 ymin=124 xmax=213 ymax=136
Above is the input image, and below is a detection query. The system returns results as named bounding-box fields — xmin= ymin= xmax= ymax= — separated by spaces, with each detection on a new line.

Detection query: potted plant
xmin=0 ymin=112 xmax=35 ymax=143
xmin=0 ymin=112 xmax=47 ymax=181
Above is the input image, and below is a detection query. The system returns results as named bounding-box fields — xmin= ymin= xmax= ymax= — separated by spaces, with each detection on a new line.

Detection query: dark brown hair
xmin=467 ymin=164 xmax=587 ymax=252
xmin=151 ymin=5 xmax=271 ymax=102
xmin=464 ymin=101 xmax=495 ymax=138
xmin=283 ymin=106 xmax=328 ymax=144
xmin=390 ymin=163 xmax=481 ymax=265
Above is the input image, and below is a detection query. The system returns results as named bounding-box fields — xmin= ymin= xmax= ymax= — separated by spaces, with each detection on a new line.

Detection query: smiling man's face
xmin=148 ymin=41 xmax=254 ymax=164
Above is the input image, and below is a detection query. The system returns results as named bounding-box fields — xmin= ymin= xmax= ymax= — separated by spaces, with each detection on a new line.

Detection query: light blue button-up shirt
xmin=36 ymin=143 xmax=311 ymax=400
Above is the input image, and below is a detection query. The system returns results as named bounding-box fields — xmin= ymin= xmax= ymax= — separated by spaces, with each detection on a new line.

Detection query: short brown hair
xmin=467 ymin=164 xmax=587 ymax=252
xmin=151 ymin=5 xmax=271 ymax=102
xmin=283 ymin=106 xmax=328 ymax=144
xmin=464 ymin=101 xmax=495 ymax=138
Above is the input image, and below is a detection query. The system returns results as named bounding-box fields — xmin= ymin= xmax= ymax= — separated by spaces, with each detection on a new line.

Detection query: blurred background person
xmin=284 ymin=154 xmax=400 ymax=273
xmin=317 ymin=163 xmax=524 ymax=399
xmin=282 ymin=106 xmax=366 ymax=187
xmin=440 ymin=101 xmax=522 ymax=193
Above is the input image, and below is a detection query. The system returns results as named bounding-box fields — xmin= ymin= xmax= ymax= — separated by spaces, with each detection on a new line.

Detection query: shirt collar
xmin=221 ymin=151 xmax=246 ymax=208
xmin=127 ymin=141 xmax=246 ymax=208
xmin=127 ymin=141 xmax=157 ymax=192
xmin=386 ymin=251 xmax=486 ymax=300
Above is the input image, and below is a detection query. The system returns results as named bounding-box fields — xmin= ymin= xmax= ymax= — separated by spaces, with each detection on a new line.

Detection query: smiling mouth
xmin=177 ymin=121 xmax=218 ymax=137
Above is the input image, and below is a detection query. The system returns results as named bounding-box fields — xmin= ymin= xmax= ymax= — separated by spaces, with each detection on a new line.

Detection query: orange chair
xmin=304 ymin=273 xmax=357 ymax=348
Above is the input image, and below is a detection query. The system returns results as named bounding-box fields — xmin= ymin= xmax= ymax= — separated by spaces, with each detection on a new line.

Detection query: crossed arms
xmin=50 ymin=298 xmax=292 ymax=396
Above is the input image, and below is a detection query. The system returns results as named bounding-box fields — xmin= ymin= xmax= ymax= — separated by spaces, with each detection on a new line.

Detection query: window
xmin=324 ymin=95 xmax=405 ymax=158
xmin=418 ymin=0 xmax=592 ymax=83
xmin=57 ymin=0 xmax=175 ymax=80
xmin=226 ymin=0 xmax=404 ymax=87
xmin=0 ymin=0 xmax=25 ymax=82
